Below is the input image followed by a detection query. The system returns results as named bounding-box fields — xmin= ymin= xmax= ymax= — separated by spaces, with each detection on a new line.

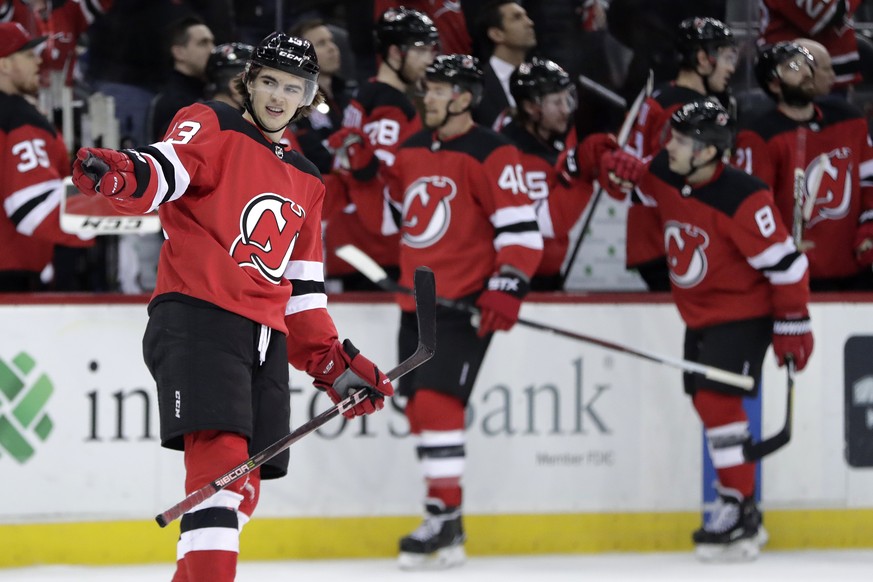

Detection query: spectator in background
xmin=0 ymin=23 xmax=93 ymax=291
xmin=472 ymin=0 xmax=537 ymax=129
xmin=84 ymin=0 xmax=232 ymax=148
xmin=205 ymin=41 xmax=253 ymax=110
xmin=795 ymin=37 xmax=837 ymax=97
xmin=0 ymin=0 xmax=113 ymax=86
xmin=289 ymin=18 xmax=351 ymax=174
xmin=149 ymin=16 xmax=214 ymax=142
xmin=323 ymin=6 xmax=438 ymax=292
xmin=759 ymin=0 xmax=863 ymax=94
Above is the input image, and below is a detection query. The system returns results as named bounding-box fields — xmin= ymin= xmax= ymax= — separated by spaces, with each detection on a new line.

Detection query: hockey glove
xmin=853 ymin=220 xmax=873 ymax=267
xmin=772 ymin=315 xmax=814 ymax=372
xmin=72 ymin=148 xmax=139 ymax=199
xmin=326 ymin=127 xmax=378 ymax=180
xmin=312 ymin=339 xmax=394 ymax=419
xmin=475 ymin=269 xmax=531 ymax=337
xmin=558 ymin=132 xmax=616 ymax=185
xmin=600 ymin=149 xmax=645 ymax=198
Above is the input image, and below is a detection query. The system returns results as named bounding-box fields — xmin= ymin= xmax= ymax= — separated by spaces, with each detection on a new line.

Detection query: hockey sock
xmin=693 ymin=390 xmax=755 ymax=498
xmin=172 ymin=430 xmax=252 ymax=582
xmin=407 ymin=389 xmax=465 ymax=508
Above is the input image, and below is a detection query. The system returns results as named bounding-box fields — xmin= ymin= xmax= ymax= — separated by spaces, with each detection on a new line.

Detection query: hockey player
xmin=0 ymin=22 xmax=93 ymax=291
xmin=70 ymin=33 xmax=394 ymax=582
xmin=602 ymin=100 xmax=812 ymax=561
xmin=324 ymin=6 xmax=438 ymax=291
xmin=759 ymin=0 xmax=862 ymax=92
xmin=625 ymin=16 xmax=737 ymax=291
xmin=205 ymin=42 xmax=253 ymax=109
xmin=735 ymin=41 xmax=873 ymax=290
xmin=0 ymin=0 xmax=113 ymax=86
xmin=503 ymin=57 xmax=594 ymax=290
xmin=340 ymin=54 xmax=542 ymax=569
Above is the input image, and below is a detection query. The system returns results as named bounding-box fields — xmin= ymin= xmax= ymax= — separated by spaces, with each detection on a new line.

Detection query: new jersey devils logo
xmin=665 ymin=221 xmax=710 ymax=288
xmin=402 ymin=176 xmax=457 ymax=248
xmin=804 ymin=148 xmax=853 ymax=229
xmin=230 ymin=194 xmax=304 ymax=283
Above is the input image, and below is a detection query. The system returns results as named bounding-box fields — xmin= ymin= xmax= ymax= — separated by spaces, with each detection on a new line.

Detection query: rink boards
xmin=0 ymin=293 xmax=871 ymax=566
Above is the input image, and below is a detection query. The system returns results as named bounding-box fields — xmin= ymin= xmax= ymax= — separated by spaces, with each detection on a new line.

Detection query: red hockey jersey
xmin=367 ymin=125 xmax=543 ymax=311
xmin=100 ymin=102 xmax=339 ymax=373
xmin=759 ymin=0 xmax=862 ymax=88
xmin=1 ymin=92 xmax=92 ymax=273
xmin=500 ymin=122 xmax=591 ymax=279
xmin=636 ymin=152 xmax=809 ymax=329
xmin=733 ymin=98 xmax=873 ymax=280
xmin=2 ymin=0 xmax=113 ymax=85
xmin=625 ymin=83 xmax=706 ymax=270
xmin=325 ymin=80 xmax=422 ymax=279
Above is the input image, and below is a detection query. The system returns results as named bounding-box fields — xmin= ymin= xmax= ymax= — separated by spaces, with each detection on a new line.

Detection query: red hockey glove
xmin=600 ymin=149 xmax=645 ymax=198
xmin=475 ymin=270 xmax=530 ymax=337
xmin=326 ymin=127 xmax=378 ymax=180
xmin=311 ymin=339 xmax=394 ymax=419
xmin=72 ymin=148 xmax=139 ymax=199
xmin=853 ymin=220 xmax=873 ymax=267
xmin=772 ymin=316 xmax=814 ymax=372
xmin=558 ymin=132 xmax=616 ymax=185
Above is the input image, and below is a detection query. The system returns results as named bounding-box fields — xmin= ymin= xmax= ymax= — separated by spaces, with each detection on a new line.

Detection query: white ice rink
xmin=6 ymin=551 xmax=873 ymax=582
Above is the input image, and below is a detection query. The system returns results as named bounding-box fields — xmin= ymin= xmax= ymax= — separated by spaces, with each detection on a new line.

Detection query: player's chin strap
xmin=433 ymin=93 xmax=474 ymax=130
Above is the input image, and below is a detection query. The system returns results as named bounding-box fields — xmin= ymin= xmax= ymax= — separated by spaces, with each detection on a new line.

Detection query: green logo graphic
xmin=0 ymin=352 xmax=54 ymax=463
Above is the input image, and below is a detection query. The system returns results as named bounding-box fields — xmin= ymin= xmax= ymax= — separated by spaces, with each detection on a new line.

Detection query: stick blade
xmin=413 ymin=266 xmax=437 ymax=359
xmin=336 ymin=244 xmax=395 ymax=290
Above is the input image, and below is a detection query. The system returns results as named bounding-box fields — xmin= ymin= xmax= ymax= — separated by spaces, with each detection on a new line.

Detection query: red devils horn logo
xmin=805 ymin=148 xmax=852 ymax=229
xmin=665 ymin=221 xmax=710 ymax=289
xmin=402 ymin=176 xmax=457 ymax=248
xmin=230 ymin=193 xmax=305 ymax=283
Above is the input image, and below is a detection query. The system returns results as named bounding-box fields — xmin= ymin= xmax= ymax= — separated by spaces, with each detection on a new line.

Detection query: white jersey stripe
xmin=285 ymin=293 xmax=328 ymax=315
xmin=4 ymin=178 xmax=63 ymax=235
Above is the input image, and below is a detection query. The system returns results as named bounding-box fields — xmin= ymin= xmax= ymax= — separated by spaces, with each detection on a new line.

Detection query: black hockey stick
xmin=337 ymin=245 xmax=754 ymax=391
xmin=154 ymin=266 xmax=436 ymax=528
xmin=559 ymin=69 xmax=654 ymax=289
xmin=743 ymin=357 xmax=794 ymax=461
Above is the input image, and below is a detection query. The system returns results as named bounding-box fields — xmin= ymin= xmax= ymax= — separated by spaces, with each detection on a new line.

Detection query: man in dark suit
xmin=472 ymin=0 xmax=536 ymax=129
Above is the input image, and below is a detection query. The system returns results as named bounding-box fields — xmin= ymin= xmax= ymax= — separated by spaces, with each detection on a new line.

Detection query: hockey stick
xmin=743 ymin=358 xmax=794 ymax=461
xmin=60 ymin=177 xmax=162 ymax=236
xmin=559 ymin=69 xmax=654 ymax=289
xmin=792 ymin=129 xmax=808 ymax=248
xmin=578 ymin=74 xmax=627 ymax=109
xmin=337 ymin=245 xmax=754 ymax=390
xmin=154 ymin=266 xmax=436 ymax=528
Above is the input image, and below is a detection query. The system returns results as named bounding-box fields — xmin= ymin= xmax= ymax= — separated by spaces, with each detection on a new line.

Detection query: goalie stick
xmin=743 ymin=358 xmax=794 ymax=461
xmin=336 ymin=245 xmax=754 ymax=391
xmin=154 ymin=266 xmax=436 ymax=528
xmin=559 ymin=69 xmax=654 ymax=288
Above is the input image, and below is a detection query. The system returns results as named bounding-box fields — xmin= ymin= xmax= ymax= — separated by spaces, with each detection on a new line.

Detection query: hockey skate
xmin=693 ymin=486 xmax=769 ymax=562
xmin=398 ymin=501 xmax=465 ymax=570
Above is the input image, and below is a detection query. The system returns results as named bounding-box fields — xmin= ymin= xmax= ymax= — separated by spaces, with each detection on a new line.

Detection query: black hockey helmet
xmin=246 ymin=32 xmax=319 ymax=105
xmin=670 ymin=99 xmax=734 ymax=153
xmin=677 ymin=17 xmax=736 ymax=68
xmin=207 ymin=42 xmax=254 ymax=81
xmin=509 ymin=57 xmax=573 ymax=105
xmin=426 ymin=54 xmax=484 ymax=105
xmin=374 ymin=6 xmax=439 ymax=58
xmin=754 ymin=41 xmax=816 ymax=99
